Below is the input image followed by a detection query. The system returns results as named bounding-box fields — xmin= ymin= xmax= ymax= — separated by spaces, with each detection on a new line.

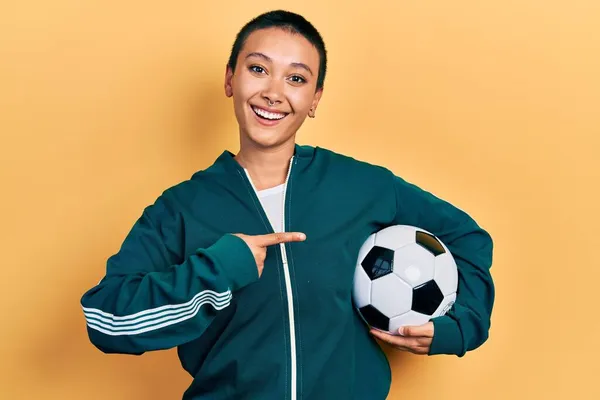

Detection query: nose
xmin=261 ymin=77 xmax=284 ymax=106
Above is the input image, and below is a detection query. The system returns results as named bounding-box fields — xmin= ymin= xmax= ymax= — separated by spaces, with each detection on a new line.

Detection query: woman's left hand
xmin=369 ymin=321 xmax=434 ymax=355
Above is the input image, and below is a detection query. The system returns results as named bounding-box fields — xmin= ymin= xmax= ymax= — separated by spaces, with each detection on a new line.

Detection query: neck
xmin=234 ymin=137 xmax=295 ymax=191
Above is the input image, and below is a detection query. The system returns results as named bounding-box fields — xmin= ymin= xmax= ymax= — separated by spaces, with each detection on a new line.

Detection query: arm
xmin=80 ymin=189 xmax=258 ymax=355
xmin=389 ymin=171 xmax=495 ymax=357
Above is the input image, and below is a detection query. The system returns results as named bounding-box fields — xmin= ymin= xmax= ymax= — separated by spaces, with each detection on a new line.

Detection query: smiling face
xmin=225 ymin=27 xmax=323 ymax=150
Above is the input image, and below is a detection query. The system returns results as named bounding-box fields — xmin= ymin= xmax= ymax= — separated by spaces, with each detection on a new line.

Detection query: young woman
xmin=81 ymin=10 xmax=495 ymax=400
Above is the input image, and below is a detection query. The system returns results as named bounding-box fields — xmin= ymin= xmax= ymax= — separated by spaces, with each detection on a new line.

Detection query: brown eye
xmin=289 ymin=75 xmax=306 ymax=84
xmin=249 ymin=65 xmax=265 ymax=74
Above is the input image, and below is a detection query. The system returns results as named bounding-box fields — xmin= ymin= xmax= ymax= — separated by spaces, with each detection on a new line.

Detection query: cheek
xmin=287 ymin=90 xmax=314 ymax=114
xmin=234 ymin=71 xmax=265 ymax=98
xmin=232 ymin=81 xmax=257 ymax=117
xmin=233 ymin=83 xmax=253 ymax=104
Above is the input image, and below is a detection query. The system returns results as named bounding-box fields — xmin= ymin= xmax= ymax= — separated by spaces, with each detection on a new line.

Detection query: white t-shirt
xmin=243 ymin=169 xmax=285 ymax=233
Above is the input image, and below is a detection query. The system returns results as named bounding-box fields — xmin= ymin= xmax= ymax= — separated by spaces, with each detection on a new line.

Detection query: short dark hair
xmin=227 ymin=10 xmax=327 ymax=91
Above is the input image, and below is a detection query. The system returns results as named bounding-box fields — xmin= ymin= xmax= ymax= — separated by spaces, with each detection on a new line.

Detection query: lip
xmin=250 ymin=104 xmax=289 ymax=127
xmin=252 ymin=104 xmax=289 ymax=114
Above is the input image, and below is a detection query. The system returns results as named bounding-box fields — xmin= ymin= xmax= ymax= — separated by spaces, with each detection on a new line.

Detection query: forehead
xmin=240 ymin=27 xmax=320 ymax=69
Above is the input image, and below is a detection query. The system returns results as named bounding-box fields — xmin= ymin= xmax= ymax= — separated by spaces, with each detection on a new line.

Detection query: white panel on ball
xmin=389 ymin=310 xmax=431 ymax=334
xmin=373 ymin=225 xmax=416 ymax=250
xmin=352 ymin=265 xmax=372 ymax=308
xmin=433 ymin=253 xmax=459 ymax=296
xmin=392 ymin=243 xmax=436 ymax=287
xmin=371 ymin=274 xmax=412 ymax=318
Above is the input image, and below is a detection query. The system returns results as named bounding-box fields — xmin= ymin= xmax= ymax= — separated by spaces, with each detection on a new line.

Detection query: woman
xmin=81 ymin=10 xmax=495 ymax=400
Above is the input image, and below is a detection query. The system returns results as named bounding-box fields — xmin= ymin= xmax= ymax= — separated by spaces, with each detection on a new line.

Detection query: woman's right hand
xmin=232 ymin=232 xmax=306 ymax=277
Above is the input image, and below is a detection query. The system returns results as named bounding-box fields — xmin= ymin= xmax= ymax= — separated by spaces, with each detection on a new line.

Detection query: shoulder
xmin=314 ymin=145 xmax=394 ymax=179
xmin=136 ymin=179 xmax=200 ymax=221
xmin=165 ymin=158 xmax=227 ymax=200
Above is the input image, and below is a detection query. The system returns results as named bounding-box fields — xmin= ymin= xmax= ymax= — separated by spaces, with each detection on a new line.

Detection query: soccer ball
xmin=352 ymin=225 xmax=458 ymax=335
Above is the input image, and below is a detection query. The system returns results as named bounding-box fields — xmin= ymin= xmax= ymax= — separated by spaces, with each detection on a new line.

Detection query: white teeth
xmin=252 ymin=106 xmax=286 ymax=120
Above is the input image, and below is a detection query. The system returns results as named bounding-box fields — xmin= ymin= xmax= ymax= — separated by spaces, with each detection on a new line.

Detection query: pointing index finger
xmin=259 ymin=232 xmax=306 ymax=247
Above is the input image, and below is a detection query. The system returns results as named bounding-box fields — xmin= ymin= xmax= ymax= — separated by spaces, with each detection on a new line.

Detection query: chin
xmin=246 ymin=128 xmax=291 ymax=149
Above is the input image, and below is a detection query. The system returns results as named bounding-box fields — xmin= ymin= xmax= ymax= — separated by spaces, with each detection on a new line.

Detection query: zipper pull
xmin=280 ymin=243 xmax=288 ymax=264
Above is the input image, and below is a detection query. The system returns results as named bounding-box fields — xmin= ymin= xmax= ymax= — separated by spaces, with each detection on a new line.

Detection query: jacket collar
xmin=214 ymin=143 xmax=315 ymax=175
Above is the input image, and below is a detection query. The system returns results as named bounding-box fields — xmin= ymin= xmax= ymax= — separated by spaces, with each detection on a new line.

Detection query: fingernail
xmin=298 ymin=233 xmax=306 ymax=240
xmin=398 ymin=327 xmax=405 ymax=336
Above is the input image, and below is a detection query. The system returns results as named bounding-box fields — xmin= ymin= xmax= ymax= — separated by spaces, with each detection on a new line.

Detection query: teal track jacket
xmin=81 ymin=144 xmax=495 ymax=399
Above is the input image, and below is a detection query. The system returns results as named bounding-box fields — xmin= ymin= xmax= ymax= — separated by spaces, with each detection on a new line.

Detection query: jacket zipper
xmin=240 ymin=156 xmax=297 ymax=400
xmin=280 ymin=157 xmax=297 ymax=400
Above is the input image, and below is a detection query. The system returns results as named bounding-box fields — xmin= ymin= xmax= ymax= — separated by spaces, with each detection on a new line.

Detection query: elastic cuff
xmin=428 ymin=315 xmax=465 ymax=356
xmin=200 ymin=233 xmax=259 ymax=291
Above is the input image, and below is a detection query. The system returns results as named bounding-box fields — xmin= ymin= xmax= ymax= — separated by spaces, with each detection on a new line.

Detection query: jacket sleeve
xmin=389 ymin=171 xmax=495 ymax=357
xmin=80 ymin=189 xmax=258 ymax=355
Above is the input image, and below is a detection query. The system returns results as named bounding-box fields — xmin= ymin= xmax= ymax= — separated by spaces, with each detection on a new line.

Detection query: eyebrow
xmin=245 ymin=52 xmax=314 ymax=76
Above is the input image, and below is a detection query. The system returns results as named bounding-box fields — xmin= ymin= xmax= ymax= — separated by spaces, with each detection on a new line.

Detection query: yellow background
xmin=1 ymin=1 xmax=598 ymax=399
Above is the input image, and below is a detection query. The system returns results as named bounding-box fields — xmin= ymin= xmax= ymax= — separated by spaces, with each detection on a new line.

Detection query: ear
xmin=308 ymin=88 xmax=323 ymax=118
xmin=224 ymin=65 xmax=234 ymax=98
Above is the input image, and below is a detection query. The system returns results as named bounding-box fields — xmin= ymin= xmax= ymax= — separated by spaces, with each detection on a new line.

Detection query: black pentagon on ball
xmin=415 ymin=231 xmax=446 ymax=256
xmin=359 ymin=304 xmax=389 ymax=331
xmin=361 ymin=246 xmax=394 ymax=280
xmin=412 ymin=280 xmax=444 ymax=315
